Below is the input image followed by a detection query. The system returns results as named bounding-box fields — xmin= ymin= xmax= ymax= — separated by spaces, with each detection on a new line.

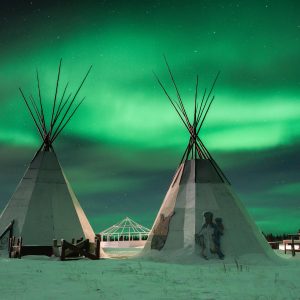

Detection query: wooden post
xmin=11 ymin=236 xmax=15 ymax=258
xmin=291 ymin=236 xmax=295 ymax=257
xmin=76 ymin=237 xmax=83 ymax=243
xmin=9 ymin=220 xmax=14 ymax=246
xmin=284 ymin=241 xmax=287 ymax=254
xmin=18 ymin=237 xmax=22 ymax=259
xmin=95 ymin=236 xmax=101 ymax=259
xmin=8 ymin=237 xmax=12 ymax=258
xmin=60 ymin=239 xmax=66 ymax=261
xmin=52 ymin=239 xmax=59 ymax=257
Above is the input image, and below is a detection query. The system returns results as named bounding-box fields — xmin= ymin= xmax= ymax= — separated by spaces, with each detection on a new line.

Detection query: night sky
xmin=0 ymin=0 xmax=299 ymax=234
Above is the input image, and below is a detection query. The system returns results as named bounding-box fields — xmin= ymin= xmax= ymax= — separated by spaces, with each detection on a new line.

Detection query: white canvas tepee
xmin=0 ymin=60 xmax=98 ymax=255
xmin=143 ymin=58 xmax=277 ymax=263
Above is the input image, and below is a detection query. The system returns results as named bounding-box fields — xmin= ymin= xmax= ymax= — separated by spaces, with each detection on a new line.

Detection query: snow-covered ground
xmin=0 ymin=250 xmax=299 ymax=300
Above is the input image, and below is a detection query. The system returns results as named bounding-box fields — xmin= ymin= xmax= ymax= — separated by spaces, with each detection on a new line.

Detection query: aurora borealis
xmin=0 ymin=0 xmax=299 ymax=234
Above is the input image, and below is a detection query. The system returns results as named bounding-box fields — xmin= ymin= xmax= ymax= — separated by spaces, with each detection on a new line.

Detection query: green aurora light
xmin=0 ymin=0 xmax=299 ymax=234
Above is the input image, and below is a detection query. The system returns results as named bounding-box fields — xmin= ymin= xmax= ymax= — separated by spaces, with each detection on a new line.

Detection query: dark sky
xmin=0 ymin=0 xmax=299 ymax=234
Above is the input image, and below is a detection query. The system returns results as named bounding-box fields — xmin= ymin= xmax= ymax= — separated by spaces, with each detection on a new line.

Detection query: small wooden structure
xmin=100 ymin=217 xmax=150 ymax=248
xmin=53 ymin=236 xmax=101 ymax=260
xmin=282 ymin=234 xmax=300 ymax=256
xmin=6 ymin=235 xmax=101 ymax=260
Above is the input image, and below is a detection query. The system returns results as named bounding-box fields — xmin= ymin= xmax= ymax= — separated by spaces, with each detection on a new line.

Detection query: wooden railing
xmin=283 ymin=234 xmax=300 ymax=256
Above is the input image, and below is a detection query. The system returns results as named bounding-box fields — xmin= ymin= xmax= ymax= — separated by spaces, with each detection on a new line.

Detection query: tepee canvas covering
xmin=0 ymin=60 xmax=98 ymax=253
xmin=143 ymin=58 xmax=277 ymax=262
xmin=0 ymin=150 xmax=95 ymax=246
xmin=144 ymin=159 xmax=276 ymax=261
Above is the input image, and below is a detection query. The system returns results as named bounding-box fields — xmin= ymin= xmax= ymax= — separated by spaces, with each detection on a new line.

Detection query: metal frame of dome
xmin=100 ymin=217 xmax=150 ymax=243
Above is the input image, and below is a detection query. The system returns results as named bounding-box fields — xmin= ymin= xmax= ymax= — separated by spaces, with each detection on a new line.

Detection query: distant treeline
xmin=263 ymin=232 xmax=299 ymax=242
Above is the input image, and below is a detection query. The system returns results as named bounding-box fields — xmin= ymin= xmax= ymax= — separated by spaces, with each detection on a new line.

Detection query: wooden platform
xmin=8 ymin=235 xmax=101 ymax=260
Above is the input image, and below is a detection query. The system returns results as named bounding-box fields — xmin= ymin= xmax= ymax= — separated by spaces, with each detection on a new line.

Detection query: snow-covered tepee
xmin=143 ymin=58 xmax=277 ymax=262
xmin=0 ymin=60 xmax=98 ymax=255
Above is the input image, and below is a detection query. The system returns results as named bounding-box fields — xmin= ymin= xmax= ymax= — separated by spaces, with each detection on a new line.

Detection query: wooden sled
xmin=53 ymin=236 xmax=101 ymax=261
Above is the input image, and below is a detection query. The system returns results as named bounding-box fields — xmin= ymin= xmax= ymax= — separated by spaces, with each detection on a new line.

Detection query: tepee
xmin=142 ymin=58 xmax=277 ymax=262
xmin=0 ymin=60 xmax=99 ymax=256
